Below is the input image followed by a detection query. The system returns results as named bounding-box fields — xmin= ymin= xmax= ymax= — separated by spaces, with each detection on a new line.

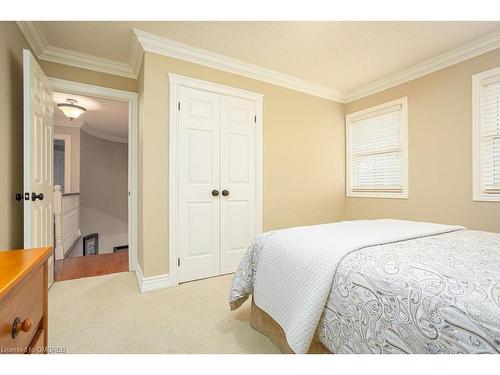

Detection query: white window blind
xmin=473 ymin=67 xmax=500 ymax=201
xmin=346 ymin=97 xmax=408 ymax=198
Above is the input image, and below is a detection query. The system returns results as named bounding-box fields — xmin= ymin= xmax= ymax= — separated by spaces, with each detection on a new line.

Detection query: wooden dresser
xmin=0 ymin=247 xmax=52 ymax=354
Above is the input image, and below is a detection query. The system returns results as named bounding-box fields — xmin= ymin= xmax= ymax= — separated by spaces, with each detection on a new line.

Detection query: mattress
xmin=229 ymin=220 xmax=500 ymax=354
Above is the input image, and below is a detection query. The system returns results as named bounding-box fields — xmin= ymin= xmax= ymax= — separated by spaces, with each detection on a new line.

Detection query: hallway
xmin=54 ymin=252 xmax=128 ymax=281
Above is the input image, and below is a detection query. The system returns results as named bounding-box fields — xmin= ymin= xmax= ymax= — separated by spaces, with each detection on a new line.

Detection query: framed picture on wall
xmin=83 ymin=233 xmax=99 ymax=256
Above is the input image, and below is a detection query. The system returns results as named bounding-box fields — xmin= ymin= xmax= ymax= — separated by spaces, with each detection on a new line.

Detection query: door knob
xmin=31 ymin=192 xmax=44 ymax=201
xmin=211 ymin=189 xmax=220 ymax=197
xmin=12 ymin=317 xmax=33 ymax=338
xmin=16 ymin=193 xmax=29 ymax=201
xmin=222 ymin=190 xmax=229 ymax=197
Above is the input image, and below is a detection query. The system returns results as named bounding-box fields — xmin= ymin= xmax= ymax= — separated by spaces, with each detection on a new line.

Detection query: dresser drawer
xmin=0 ymin=265 xmax=43 ymax=353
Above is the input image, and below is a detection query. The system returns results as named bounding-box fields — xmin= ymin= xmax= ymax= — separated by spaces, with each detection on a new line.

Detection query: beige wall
xmin=139 ymin=52 xmax=346 ymax=276
xmin=39 ymin=61 xmax=137 ymax=92
xmin=54 ymin=125 xmax=80 ymax=193
xmin=0 ymin=22 xmax=30 ymax=250
xmin=344 ymin=48 xmax=500 ymax=233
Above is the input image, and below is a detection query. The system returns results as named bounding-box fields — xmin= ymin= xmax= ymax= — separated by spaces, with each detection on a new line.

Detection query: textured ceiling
xmin=54 ymin=92 xmax=128 ymax=141
xmin=40 ymin=21 xmax=500 ymax=92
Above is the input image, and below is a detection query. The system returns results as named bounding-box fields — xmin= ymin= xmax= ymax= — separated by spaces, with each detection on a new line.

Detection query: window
xmin=346 ymin=97 xmax=408 ymax=198
xmin=473 ymin=66 xmax=500 ymax=202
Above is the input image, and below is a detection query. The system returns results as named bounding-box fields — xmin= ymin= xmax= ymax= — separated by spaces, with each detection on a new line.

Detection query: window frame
xmin=472 ymin=66 xmax=500 ymax=202
xmin=346 ymin=96 xmax=409 ymax=199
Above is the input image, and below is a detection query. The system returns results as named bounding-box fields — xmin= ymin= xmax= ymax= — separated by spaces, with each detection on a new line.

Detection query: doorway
xmin=52 ymin=90 xmax=133 ymax=281
xmin=23 ymin=50 xmax=138 ymax=288
xmin=50 ymin=79 xmax=138 ymax=280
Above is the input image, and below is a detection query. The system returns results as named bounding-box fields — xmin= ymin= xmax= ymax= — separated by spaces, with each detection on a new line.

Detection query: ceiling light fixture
xmin=58 ymin=98 xmax=86 ymax=121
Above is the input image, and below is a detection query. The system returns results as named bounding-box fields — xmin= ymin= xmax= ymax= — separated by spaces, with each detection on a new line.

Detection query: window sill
xmin=473 ymin=194 xmax=500 ymax=202
xmin=347 ymin=191 xmax=408 ymax=199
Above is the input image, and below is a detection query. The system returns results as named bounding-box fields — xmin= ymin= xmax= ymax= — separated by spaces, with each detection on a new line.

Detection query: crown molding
xmin=54 ymin=120 xmax=128 ymax=143
xmin=81 ymin=123 xmax=128 ymax=144
xmin=128 ymin=32 xmax=144 ymax=76
xmin=17 ymin=21 xmax=137 ymax=79
xmin=16 ymin=21 xmax=48 ymax=56
xmin=133 ymin=29 xmax=345 ymax=103
xmin=345 ymin=29 xmax=500 ymax=103
xmin=17 ymin=22 xmax=500 ymax=104
xmin=39 ymin=45 xmax=136 ymax=79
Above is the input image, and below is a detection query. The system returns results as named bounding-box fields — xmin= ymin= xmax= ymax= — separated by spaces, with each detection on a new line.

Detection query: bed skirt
xmin=249 ymin=297 xmax=330 ymax=354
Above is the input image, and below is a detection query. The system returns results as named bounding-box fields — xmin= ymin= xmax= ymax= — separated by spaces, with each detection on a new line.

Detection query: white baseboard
xmin=134 ymin=263 xmax=170 ymax=293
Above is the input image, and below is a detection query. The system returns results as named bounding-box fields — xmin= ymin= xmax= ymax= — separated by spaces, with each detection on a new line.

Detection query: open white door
xmin=23 ymin=49 xmax=55 ymax=288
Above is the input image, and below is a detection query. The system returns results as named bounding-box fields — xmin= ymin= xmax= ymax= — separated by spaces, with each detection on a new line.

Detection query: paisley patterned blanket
xmin=230 ymin=225 xmax=500 ymax=354
xmin=318 ymin=230 xmax=500 ymax=354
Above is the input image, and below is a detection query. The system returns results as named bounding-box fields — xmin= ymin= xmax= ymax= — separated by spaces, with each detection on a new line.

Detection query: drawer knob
xmin=12 ymin=317 xmax=33 ymax=339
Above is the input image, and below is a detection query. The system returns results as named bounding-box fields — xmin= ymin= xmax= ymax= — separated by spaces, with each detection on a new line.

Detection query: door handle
xmin=31 ymin=192 xmax=44 ymax=201
xmin=15 ymin=193 xmax=29 ymax=201
xmin=211 ymin=189 xmax=220 ymax=197
xmin=222 ymin=190 xmax=229 ymax=197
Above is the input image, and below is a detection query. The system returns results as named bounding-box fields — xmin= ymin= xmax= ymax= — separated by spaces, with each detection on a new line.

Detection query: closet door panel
xmin=178 ymin=87 xmax=221 ymax=282
xmin=220 ymin=96 xmax=257 ymax=274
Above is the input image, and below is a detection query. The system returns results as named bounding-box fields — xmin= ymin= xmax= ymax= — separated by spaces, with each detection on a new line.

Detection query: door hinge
xmin=254 ymin=115 xmax=257 ymax=123
xmin=178 ymin=102 xmax=181 ymax=111
xmin=177 ymin=258 xmax=181 ymax=267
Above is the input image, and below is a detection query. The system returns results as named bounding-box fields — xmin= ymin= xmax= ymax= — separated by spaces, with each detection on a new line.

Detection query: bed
xmin=229 ymin=219 xmax=500 ymax=354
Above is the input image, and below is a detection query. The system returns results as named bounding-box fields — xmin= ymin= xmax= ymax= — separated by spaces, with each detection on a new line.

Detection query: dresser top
xmin=0 ymin=247 xmax=53 ymax=299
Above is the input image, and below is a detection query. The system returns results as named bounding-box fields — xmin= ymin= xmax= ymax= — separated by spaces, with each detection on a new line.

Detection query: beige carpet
xmin=48 ymin=272 xmax=279 ymax=354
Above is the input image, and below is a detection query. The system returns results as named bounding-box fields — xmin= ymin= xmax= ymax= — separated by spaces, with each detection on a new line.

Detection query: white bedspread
xmin=235 ymin=219 xmax=464 ymax=353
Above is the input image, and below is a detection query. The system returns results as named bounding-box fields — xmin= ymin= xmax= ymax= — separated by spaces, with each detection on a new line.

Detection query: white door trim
xmin=48 ymin=78 xmax=139 ymax=274
xmin=168 ymin=73 xmax=264 ymax=286
xmin=52 ymin=133 xmax=72 ymax=193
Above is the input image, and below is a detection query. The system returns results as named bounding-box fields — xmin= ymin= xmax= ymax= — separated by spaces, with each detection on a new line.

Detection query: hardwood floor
xmin=54 ymin=252 xmax=129 ymax=282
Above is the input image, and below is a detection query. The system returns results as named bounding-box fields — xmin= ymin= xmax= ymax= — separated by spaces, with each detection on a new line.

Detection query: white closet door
xmin=178 ymin=87 xmax=221 ymax=282
xmin=220 ymin=96 xmax=257 ymax=274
